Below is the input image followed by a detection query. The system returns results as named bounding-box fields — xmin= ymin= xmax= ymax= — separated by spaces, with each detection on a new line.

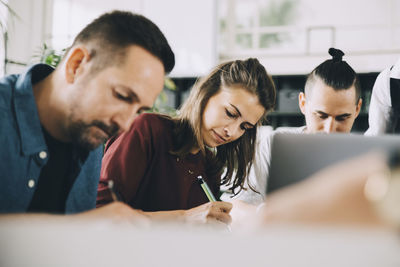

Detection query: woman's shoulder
xmin=105 ymin=113 xmax=173 ymax=152
xmin=129 ymin=113 xmax=176 ymax=147
xmin=131 ymin=113 xmax=173 ymax=133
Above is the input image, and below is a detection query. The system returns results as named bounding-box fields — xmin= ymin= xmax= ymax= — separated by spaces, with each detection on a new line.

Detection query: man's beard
xmin=68 ymin=120 xmax=120 ymax=151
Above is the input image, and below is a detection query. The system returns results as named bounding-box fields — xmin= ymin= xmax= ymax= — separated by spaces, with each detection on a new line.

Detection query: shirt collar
xmin=13 ymin=64 xmax=54 ymax=156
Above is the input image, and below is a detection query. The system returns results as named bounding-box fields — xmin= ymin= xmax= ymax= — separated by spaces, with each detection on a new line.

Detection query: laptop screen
xmin=267 ymin=133 xmax=400 ymax=193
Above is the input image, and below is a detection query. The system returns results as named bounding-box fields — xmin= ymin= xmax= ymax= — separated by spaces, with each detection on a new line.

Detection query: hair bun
xmin=328 ymin=48 xmax=344 ymax=62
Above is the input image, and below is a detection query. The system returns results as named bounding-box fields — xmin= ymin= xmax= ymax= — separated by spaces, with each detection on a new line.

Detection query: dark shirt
xmin=28 ymin=128 xmax=74 ymax=213
xmin=97 ymin=113 xmax=220 ymax=211
xmin=0 ymin=64 xmax=103 ymax=214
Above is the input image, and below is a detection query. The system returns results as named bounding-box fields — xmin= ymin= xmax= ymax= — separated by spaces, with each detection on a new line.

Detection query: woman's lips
xmin=212 ymin=130 xmax=226 ymax=144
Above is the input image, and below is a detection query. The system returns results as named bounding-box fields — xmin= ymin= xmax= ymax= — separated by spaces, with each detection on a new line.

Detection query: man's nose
xmin=323 ymin=117 xmax=335 ymax=133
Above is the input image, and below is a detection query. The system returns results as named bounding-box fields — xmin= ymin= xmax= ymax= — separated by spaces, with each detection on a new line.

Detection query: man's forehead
xmin=314 ymin=109 xmax=352 ymax=117
xmin=116 ymin=45 xmax=165 ymax=107
xmin=138 ymin=82 xmax=163 ymax=107
xmin=308 ymin=85 xmax=357 ymax=105
xmin=309 ymin=92 xmax=358 ymax=116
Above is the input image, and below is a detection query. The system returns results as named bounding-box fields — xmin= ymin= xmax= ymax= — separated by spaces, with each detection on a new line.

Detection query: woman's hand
xmin=75 ymin=202 xmax=151 ymax=226
xmin=126 ymin=201 xmax=233 ymax=228
xmin=183 ymin=201 xmax=233 ymax=226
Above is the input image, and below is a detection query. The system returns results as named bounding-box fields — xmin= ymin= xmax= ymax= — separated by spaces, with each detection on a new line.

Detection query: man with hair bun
xmin=298 ymin=47 xmax=362 ymax=134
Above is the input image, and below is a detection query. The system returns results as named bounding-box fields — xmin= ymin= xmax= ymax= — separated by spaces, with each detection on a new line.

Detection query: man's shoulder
xmin=275 ymin=126 xmax=306 ymax=134
xmin=0 ymin=73 xmax=19 ymax=88
xmin=257 ymin=125 xmax=306 ymax=139
xmin=390 ymin=57 xmax=400 ymax=79
xmin=255 ymin=126 xmax=274 ymax=148
xmin=80 ymin=146 xmax=103 ymax=176
xmin=0 ymin=74 xmax=20 ymax=132
xmin=0 ymin=74 xmax=19 ymax=110
xmin=256 ymin=125 xmax=274 ymax=139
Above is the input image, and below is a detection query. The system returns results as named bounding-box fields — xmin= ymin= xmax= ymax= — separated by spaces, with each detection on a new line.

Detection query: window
xmin=218 ymin=0 xmax=400 ymax=74
xmin=218 ymin=0 xmax=300 ymax=56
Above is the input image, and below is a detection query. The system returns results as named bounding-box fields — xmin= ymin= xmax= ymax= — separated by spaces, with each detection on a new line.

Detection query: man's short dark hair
xmin=305 ymin=48 xmax=360 ymax=103
xmin=70 ymin=10 xmax=175 ymax=73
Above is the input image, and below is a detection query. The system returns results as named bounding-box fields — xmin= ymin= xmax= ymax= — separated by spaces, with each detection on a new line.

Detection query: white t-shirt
xmin=365 ymin=57 xmax=400 ymax=136
xmin=220 ymin=125 xmax=306 ymax=205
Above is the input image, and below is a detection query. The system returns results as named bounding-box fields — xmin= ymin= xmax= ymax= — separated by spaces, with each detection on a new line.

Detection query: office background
xmin=1 ymin=0 xmax=400 ymax=131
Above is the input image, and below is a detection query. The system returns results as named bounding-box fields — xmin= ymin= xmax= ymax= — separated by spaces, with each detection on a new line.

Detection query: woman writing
xmin=96 ymin=58 xmax=276 ymax=226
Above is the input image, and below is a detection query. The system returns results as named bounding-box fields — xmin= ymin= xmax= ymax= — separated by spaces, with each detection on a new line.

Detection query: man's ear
xmin=65 ymin=46 xmax=91 ymax=84
xmin=355 ymin=98 xmax=363 ymax=118
xmin=299 ymin=92 xmax=307 ymax=115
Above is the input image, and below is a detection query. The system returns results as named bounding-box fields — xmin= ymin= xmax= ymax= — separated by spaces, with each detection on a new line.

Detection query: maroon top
xmin=97 ymin=113 xmax=219 ymax=211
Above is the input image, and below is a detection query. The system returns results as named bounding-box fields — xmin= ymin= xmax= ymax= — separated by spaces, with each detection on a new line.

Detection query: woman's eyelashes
xmin=225 ymin=108 xmax=253 ymax=131
xmin=225 ymin=108 xmax=238 ymax=118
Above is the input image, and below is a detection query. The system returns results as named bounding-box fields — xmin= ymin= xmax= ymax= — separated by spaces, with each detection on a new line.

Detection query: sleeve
xmin=220 ymin=125 xmax=273 ymax=205
xmin=365 ymin=67 xmax=392 ymax=136
xmin=96 ymin=114 xmax=157 ymax=207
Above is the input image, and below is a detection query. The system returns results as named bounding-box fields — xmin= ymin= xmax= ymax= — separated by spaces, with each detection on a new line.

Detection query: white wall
xmin=50 ymin=0 xmax=144 ymax=50
xmin=141 ymin=0 xmax=217 ymax=77
xmin=5 ymin=0 xmax=53 ymax=75
xmin=4 ymin=0 xmax=400 ymax=76
xmin=220 ymin=0 xmax=400 ymax=75
xmin=5 ymin=0 xmax=217 ymax=77
xmin=297 ymin=0 xmax=399 ymax=54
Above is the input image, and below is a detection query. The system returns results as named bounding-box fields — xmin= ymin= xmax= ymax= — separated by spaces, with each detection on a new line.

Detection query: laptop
xmin=267 ymin=133 xmax=400 ymax=193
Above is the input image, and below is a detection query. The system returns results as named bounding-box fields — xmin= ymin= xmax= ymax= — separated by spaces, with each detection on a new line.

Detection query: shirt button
xmin=28 ymin=179 xmax=35 ymax=188
xmin=39 ymin=151 xmax=47 ymax=159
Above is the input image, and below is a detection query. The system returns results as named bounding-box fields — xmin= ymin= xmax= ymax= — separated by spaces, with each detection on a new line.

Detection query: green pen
xmin=197 ymin=175 xmax=232 ymax=232
xmin=197 ymin=175 xmax=217 ymax=202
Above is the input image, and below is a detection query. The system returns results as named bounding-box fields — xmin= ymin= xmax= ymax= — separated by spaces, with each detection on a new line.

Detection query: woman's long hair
xmin=170 ymin=58 xmax=276 ymax=194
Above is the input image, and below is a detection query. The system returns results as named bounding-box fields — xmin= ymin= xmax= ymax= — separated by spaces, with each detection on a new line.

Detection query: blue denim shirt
xmin=0 ymin=64 xmax=102 ymax=214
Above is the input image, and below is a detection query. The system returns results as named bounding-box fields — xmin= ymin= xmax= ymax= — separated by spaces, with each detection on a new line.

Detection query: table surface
xmin=1 ymin=219 xmax=400 ymax=267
